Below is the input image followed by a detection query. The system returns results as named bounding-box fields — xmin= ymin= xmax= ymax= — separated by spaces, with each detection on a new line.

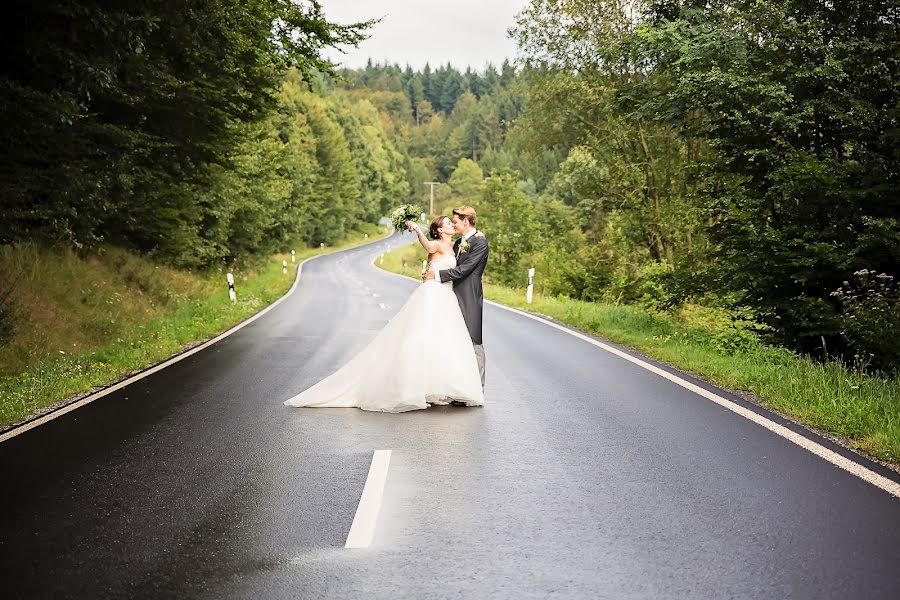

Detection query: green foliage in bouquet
xmin=390 ymin=205 xmax=422 ymax=232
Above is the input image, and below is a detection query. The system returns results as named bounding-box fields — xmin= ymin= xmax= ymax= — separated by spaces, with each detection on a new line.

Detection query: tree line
xmin=511 ymin=0 xmax=899 ymax=372
xmin=0 ymin=0 xmax=408 ymax=267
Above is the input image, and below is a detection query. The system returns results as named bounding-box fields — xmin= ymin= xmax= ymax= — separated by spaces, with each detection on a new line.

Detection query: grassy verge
xmin=380 ymin=242 xmax=900 ymax=466
xmin=0 ymin=224 xmax=390 ymax=428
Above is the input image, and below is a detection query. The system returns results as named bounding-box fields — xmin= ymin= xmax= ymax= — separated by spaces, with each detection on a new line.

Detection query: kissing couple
xmin=285 ymin=206 xmax=489 ymax=412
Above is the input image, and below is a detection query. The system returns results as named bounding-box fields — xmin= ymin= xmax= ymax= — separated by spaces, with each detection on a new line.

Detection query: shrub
xmin=832 ymin=270 xmax=900 ymax=373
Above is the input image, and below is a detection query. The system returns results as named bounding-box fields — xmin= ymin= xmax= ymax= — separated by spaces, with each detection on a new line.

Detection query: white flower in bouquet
xmin=390 ymin=204 xmax=422 ymax=232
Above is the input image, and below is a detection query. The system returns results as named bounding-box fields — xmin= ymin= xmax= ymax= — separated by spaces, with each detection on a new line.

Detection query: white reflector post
xmin=526 ymin=267 xmax=535 ymax=304
xmin=226 ymin=272 xmax=236 ymax=303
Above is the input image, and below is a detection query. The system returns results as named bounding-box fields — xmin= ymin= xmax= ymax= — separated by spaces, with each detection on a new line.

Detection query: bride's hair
xmin=429 ymin=215 xmax=449 ymax=240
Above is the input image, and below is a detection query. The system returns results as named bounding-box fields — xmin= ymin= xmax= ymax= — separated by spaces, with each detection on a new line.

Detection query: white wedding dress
xmin=284 ymin=253 xmax=485 ymax=412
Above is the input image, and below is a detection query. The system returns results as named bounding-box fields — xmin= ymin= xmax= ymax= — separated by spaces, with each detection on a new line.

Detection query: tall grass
xmin=381 ymin=242 xmax=900 ymax=465
xmin=0 ymin=225 xmax=389 ymax=427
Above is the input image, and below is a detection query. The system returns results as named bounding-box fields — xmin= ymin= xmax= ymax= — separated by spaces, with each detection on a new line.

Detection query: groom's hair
xmin=452 ymin=206 xmax=477 ymax=227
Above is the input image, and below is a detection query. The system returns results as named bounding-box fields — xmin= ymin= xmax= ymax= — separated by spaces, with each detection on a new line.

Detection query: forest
xmin=1 ymin=0 xmax=898 ymax=373
xmin=0 ymin=0 xmax=403 ymax=265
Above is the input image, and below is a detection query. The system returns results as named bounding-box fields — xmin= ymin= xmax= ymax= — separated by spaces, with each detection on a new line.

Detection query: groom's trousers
xmin=474 ymin=344 xmax=486 ymax=389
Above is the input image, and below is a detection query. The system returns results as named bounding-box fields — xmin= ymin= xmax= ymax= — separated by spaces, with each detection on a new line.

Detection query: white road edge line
xmin=373 ymin=262 xmax=900 ymax=499
xmin=345 ymin=449 xmax=392 ymax=549
xmin=0 ymin=234 xmax=394 ymax=445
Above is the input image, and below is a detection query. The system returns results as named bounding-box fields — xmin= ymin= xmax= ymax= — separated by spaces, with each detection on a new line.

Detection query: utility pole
xmin=424 ymin=181 xmax=440 ymax=216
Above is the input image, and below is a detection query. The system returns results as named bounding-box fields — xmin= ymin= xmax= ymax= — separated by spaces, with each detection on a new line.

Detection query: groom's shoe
xmin=449 ymin=400 xmax=468 ymax=407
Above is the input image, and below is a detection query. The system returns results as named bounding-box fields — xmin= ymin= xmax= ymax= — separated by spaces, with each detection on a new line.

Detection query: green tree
xmin=408 ymin=75 xmax=426 ymax=124
xmin=477 ymin=175 xmax=540 ymax=280
xmin=440 ymin=69 xmax=465 ymax=114
xmin=448 ymin=159 xmax=485 ymax=201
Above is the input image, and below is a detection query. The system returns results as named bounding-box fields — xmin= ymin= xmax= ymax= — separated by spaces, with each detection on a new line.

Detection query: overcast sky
xmin=319 ymin=0 xmax=528 ymax=70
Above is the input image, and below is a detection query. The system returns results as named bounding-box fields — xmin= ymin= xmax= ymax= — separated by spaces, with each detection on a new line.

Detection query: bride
xmin=284 ymin=215 xmax=485 ymax=412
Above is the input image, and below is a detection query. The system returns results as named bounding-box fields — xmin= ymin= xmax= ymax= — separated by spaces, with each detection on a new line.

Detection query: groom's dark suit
xmin=439 ymin=230 xmax=488 ymax=390
xmin=439 ymin=230 xmax=489 ymax=345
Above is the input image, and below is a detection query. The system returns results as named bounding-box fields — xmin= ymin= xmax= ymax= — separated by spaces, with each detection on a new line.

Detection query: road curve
xmin=1 ymin=232 xmax=898 ymax=599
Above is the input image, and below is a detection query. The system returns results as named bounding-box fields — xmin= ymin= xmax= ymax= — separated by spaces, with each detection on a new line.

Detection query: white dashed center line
xmin=345 ymin=449 xmax=392 ymax=548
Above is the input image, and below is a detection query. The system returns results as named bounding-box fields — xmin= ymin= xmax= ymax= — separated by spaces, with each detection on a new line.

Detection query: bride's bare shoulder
xmin=432 ymin=241 xmax=454 ymax=257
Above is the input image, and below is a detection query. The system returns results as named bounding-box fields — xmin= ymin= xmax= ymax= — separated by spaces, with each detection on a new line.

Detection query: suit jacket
xmin=439 ymin=230 xmax=489 ymax=345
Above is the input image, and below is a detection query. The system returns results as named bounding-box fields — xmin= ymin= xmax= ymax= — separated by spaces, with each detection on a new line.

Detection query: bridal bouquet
xmin=390 ymin=204 xmax=422 ymax=232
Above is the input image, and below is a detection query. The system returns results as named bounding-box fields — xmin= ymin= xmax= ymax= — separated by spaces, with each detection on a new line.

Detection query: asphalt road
xmin=2 ymin=232 xmax=899 ymax=599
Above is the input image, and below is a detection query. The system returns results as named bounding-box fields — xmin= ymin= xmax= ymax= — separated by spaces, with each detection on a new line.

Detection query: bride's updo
xmin=429 ymin=215 xmax=449 ymax=240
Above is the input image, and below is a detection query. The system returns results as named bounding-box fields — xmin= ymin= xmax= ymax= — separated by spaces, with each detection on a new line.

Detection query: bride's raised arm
xmin=406 ymin=221 xmax=439 ymax=254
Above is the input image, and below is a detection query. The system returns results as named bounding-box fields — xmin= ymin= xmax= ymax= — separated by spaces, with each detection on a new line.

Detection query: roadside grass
xmin=0 ymin=225 xmax=389 ymax=427
xmin=380 ymin=242 xmax=900 ymax=465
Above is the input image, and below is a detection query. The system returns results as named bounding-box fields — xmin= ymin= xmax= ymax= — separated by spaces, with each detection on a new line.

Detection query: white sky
xmin=319 ymin=0 xmax=528 ymax=70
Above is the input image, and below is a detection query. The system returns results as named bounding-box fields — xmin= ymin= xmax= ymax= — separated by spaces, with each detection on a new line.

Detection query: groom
xmin=424 ymin=206 xmax=489 ymax=391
